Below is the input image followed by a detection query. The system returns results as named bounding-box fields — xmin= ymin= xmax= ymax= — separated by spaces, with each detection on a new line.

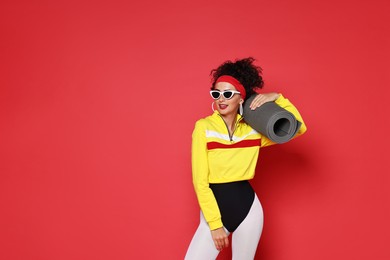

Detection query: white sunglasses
xmin=210 ymin=90 xmax=241 ymax=100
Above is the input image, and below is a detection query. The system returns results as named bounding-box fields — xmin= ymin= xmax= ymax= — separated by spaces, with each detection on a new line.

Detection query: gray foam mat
xmin=243 ymin=95 xmax=301 ymax=144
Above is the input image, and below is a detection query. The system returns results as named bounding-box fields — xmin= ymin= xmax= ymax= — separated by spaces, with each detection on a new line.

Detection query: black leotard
xmin=209 ymin=180 xmax=255 ymax=232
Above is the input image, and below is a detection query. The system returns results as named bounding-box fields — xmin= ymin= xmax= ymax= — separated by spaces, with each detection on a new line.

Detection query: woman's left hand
xmin=249 ymin=92 xmax=280 ymax=110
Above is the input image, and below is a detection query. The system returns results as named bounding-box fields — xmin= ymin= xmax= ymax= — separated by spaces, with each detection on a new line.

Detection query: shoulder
xmin=239 ymin=119 xmax=261 ymax=136
xmin=194 ymin=113 xmax=218 ymax=128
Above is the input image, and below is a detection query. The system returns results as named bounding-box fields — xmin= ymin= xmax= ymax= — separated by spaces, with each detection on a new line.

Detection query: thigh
xmin=185 ymin=211 xmax=228 ymax=260
xmin=231 ymin=195 xmax=264 ymax=260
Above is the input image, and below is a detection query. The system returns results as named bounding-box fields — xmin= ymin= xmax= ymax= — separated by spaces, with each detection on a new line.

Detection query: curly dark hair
xmin=210 ymin=57 xmax=264 ymax=101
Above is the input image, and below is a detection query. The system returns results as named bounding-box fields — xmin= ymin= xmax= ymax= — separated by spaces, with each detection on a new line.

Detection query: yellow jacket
xmin=192 ymin=94 xmax=307 ymax=230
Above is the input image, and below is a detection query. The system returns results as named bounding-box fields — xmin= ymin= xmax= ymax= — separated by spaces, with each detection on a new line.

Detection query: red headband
xmin=215 ymin=75 xmax=246 ymax=100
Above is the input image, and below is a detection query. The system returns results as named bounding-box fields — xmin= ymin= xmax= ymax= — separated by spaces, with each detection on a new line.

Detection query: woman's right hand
xmin=211 ymin=227 xmax=229 ymax=251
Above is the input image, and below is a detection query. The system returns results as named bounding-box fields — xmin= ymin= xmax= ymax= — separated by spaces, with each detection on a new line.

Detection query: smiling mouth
xmin=219 ymin=104 xmax=228 ymax=109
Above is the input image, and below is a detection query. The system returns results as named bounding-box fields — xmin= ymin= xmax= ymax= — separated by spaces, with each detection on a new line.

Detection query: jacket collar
xmin=212 ymin=110 xmax=244 ymax=124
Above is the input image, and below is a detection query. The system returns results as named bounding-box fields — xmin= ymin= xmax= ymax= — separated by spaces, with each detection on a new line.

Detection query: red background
xmin=1 ymin=0 xmax=389 ymax=259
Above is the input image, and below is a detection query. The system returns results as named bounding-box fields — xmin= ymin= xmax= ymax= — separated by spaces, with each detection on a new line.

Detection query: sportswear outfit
xmin=185 ymin=94 xmax=306 ymax=259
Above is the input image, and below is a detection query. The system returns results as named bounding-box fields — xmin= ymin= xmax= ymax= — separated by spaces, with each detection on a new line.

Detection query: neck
xmin=220 ymin=113 xmax=238 ymax=133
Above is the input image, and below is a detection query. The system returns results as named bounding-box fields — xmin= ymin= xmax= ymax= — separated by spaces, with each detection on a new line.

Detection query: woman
xmin=185 ymin=57 xmax=306 ymax=259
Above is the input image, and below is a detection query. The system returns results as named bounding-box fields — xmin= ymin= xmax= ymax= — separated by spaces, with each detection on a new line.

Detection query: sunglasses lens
xmin=223 ymin=91 xmax=234 ymax=99
xmin=210 ymin=91 xmax=221 ymax=99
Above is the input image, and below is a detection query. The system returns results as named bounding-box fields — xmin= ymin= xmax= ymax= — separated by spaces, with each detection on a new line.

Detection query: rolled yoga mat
xmin=243 ymin=95 xmax=302 ymax=144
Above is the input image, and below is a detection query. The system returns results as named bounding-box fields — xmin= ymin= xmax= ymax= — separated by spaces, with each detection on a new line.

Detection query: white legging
xmin=185 ymin=195 xmax=264 ymax=260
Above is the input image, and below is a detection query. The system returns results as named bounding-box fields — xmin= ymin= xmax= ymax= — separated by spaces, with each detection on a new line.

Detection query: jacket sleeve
xmin=261 ymin=94 xmax=308 ymax=147
xmin=191 ymin=120 xmax=223 ymax=230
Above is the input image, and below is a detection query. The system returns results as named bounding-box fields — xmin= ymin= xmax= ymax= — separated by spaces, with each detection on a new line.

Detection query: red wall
xmin=1 ymin=0 xmax=389 ymax=259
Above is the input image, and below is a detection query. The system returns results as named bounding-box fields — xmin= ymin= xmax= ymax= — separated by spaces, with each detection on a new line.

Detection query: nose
xmin=217 ymin=94 xmax=226 ymax=101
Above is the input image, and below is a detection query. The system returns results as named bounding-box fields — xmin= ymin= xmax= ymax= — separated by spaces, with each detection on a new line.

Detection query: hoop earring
xmin=239 ymin=103 xmax=243 ymax=115
xmin=211 ymin=101 xmax=215 ymax=112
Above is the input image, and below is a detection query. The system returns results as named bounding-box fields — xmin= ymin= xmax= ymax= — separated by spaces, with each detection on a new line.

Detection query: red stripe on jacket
xmin=207 ymin=139 xmax=261 ymax=150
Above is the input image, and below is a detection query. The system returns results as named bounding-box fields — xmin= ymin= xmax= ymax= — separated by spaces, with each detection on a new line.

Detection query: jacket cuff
xmin=274 ymin=93 xmax=285 ymax=104
xmin=208 ymin=219 xmax=223 ymax=230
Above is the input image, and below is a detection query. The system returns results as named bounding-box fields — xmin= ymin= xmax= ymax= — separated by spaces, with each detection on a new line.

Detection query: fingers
xmin=249 ymin=94 xmax=268 ymax=110
xmin=213 ymin=240 xmax=222 ymax=251
xmin=224 ymin=236 xmax=230 ymax=248
xmin=211 ymin=228 xmax=229 ymax=251
xmin=249 ymin=93 xmax=280 ymax=110
xmin=213 ymin=236 xmax=229 ymax=251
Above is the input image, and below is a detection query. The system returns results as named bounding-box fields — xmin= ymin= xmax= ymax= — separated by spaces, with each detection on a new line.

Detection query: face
xmin=212 ymin=82 xmax=243 ymax=117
